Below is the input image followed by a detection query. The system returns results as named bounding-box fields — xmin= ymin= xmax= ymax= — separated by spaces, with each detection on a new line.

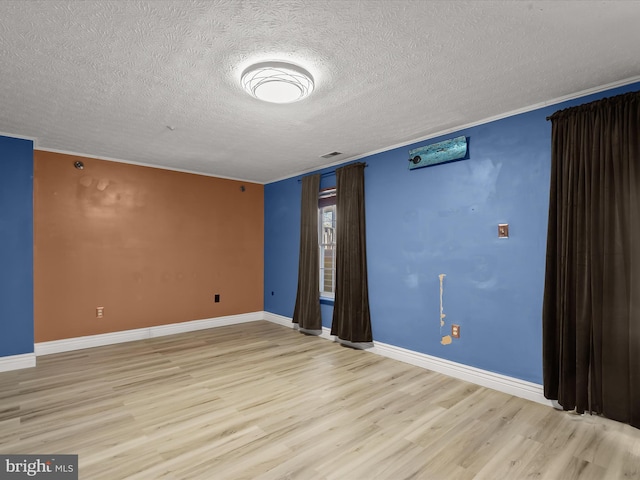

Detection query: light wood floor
xmin=1 ymin=321 xmax=639 ymax=479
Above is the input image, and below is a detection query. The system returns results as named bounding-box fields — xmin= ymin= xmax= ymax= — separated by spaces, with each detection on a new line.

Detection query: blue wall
xmin=264 ymin=81 xmax=640 ymax=384
xmin=0 ymin=135 xmax=34 ymax=357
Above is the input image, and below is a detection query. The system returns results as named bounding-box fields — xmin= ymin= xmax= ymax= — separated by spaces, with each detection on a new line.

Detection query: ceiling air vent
xmin=320 ymin=151 xmax=342 ymax=159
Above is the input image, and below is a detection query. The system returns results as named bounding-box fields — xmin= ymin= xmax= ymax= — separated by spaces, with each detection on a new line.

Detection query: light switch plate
xmin=498 ymin=223 xmax=509 ymax=238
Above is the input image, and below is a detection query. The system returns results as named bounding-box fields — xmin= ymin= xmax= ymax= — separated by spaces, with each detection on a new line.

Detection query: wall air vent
xmin=320 ymin=151 xmax=342 ymax=159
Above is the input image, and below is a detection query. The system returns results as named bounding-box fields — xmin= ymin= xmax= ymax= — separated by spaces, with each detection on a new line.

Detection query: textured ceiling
xmin=1 ymin=0 xmax=639 ymax=183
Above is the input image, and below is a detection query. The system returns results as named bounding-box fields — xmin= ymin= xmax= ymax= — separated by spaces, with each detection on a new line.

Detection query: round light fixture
xmin=241 ymin=61 xmax=314 ymax=104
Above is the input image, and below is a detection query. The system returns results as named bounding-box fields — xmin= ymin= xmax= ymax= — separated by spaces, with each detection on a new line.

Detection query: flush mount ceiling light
xmin=241 ymin=61 xmax=314 ymax=104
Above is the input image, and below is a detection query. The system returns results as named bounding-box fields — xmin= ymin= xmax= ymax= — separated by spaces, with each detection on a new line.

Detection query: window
xmin=318 ymin=189 xmax=336 ymax=297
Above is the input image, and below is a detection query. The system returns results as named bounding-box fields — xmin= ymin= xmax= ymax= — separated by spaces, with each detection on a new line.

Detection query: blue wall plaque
xmin=408 ymin=136 xmax=468 ymax=170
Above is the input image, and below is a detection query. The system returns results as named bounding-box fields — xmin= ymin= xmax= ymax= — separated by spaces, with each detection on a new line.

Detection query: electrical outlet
xmin=214 ymin=294 xmax=220 ymax=303
xmin=451 ymin=324 xmax=460 ymax=338
xmin=96 ymin=306 xmax=104 ymax=319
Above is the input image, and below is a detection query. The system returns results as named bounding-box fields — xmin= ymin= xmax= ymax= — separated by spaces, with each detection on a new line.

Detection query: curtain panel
xmin=543 ymin=91 xmax=640 ymax=428
xmin=293 ymin=174 xmax=322 ymax=330
xmin=331 ymin=162 xmax=373 ymax=342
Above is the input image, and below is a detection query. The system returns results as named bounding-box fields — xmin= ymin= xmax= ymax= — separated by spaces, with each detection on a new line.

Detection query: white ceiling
xmin=1 ymin=1 xmax=639 ymax=184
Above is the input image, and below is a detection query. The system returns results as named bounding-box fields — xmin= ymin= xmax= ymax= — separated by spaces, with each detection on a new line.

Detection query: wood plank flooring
xmin=1 ymin=321 xmax=639 ymax=479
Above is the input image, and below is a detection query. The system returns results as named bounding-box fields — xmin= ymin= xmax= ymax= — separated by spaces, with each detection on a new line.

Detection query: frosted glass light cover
xmin=241 ymin=62 xmax=314 ymax=103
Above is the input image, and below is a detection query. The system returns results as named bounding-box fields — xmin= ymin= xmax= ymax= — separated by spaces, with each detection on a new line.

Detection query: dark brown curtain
xmin=543 ymin=91 xmax=640 ymax=428
xmin=293 ymin=174 xmax=322 ymax=330
xmin=331 ymin=163 xmax=372 ymax=342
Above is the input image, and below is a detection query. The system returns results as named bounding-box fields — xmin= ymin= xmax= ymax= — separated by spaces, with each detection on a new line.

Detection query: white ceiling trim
xmin=36 ymin=147 xmax=261 ymax=184
xmin=28 ymin=73 xmax=640 ymax=186
xmin=0 ymin=130 xmax=38 ymax=144
xmin=268 ymin=74 xmax=640 ymax=184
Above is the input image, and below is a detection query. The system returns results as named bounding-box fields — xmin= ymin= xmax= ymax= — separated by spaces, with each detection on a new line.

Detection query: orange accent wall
xmin=34 ymin=151 xmax=264 ymax=342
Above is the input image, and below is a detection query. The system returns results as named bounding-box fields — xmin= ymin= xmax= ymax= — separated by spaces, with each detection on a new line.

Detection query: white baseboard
xmin=0 ymin=352 xmax=36 ymax=372
xmin=263 ymin=311 xmax=295 ymax=328
xmin=262 ymin=312 xmax=323 ymax=336
xmin=35 ymin=328 xmax=149 ymax=356
xmin=19 ymin=309 xmax=551 ymax=407
xmin=369 ymin=340 xmax=552 ymax=406
xmin=35 ymin=311 xmax=263 ymax=356
xmin=263 ymin=312 xmax=552 ymax=407
xmin=149 ymin=311 xmax=262 ymax=338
